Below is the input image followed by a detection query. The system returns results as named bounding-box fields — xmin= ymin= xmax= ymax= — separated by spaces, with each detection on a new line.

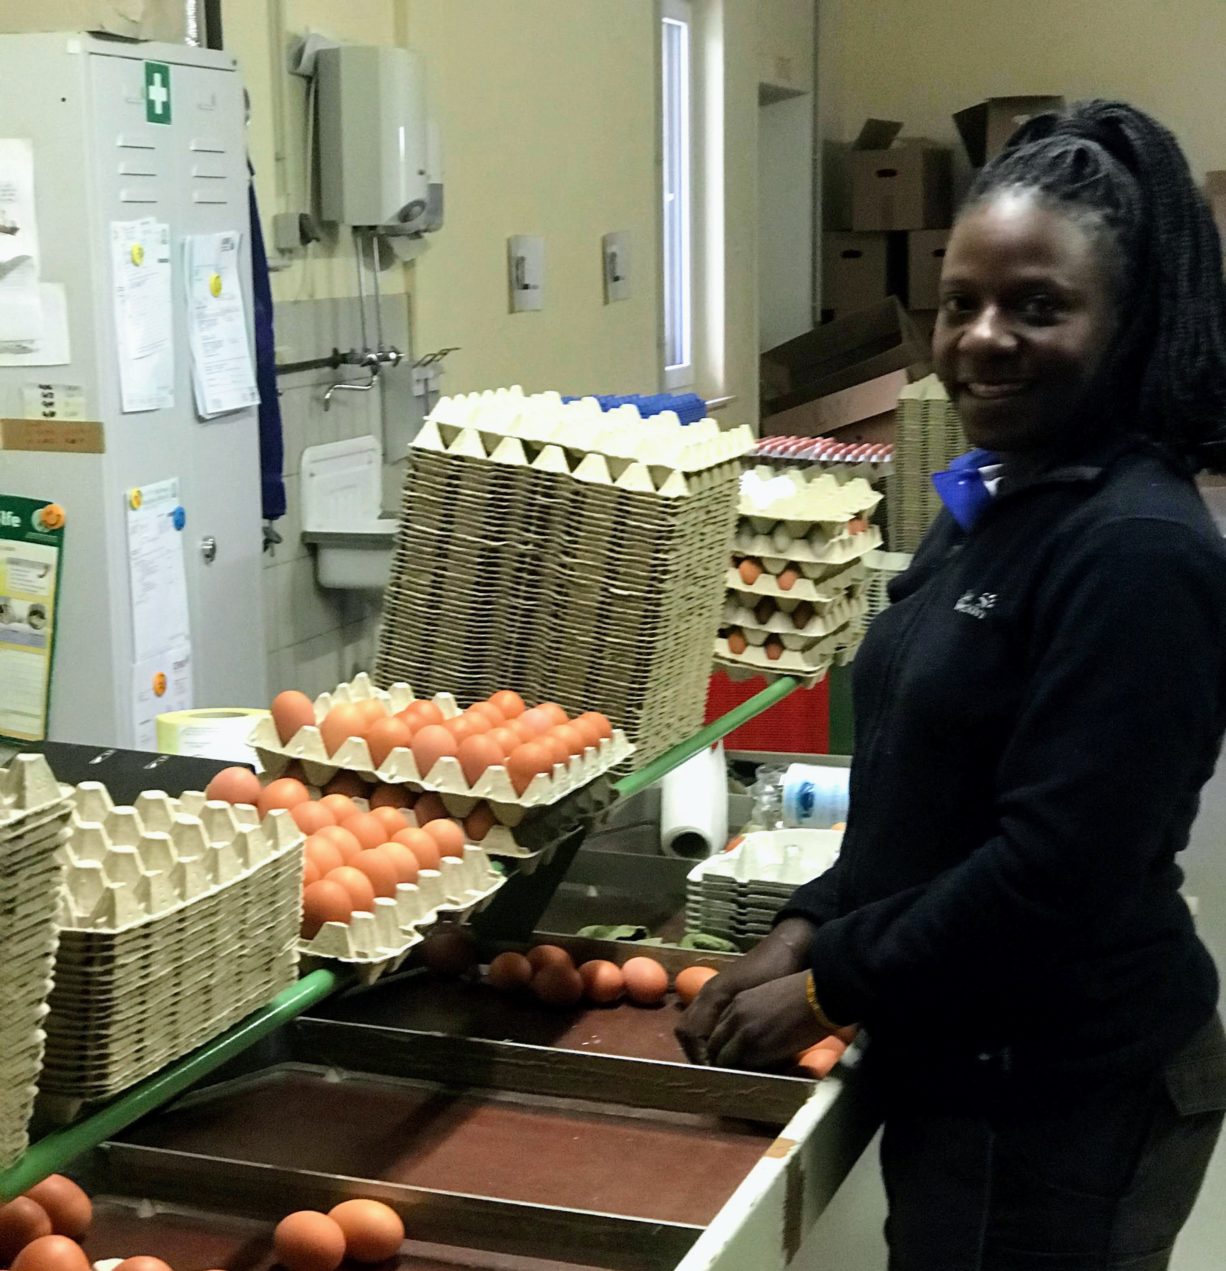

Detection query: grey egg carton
xmin=733 ymin=521 xmax=883 ymax=567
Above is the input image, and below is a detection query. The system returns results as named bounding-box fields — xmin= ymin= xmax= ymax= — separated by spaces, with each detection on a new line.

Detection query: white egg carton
xmin=739 ymin=468 xmax=883 ymax=527
xmin=426 ymin=386 xmax=756 ymax=475
xmin=251 ymin=675 xmax=635 ymax=812
xmin=714 ymin=628 xmax=849 ymax=679
xmin=733 ymin=520 xmax=883 ymax=566
xmin=722 ymin=592 xmax=867 ymax=643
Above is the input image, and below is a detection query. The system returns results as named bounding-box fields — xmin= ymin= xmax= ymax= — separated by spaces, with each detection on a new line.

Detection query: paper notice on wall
xmin=111 ymin=219 xmax=174 ymax=412
xmin=183 ymin=231 xmax=258 ymax=419
xmin=125 ymin=478 xmax=190 ymax=663
xmin=131 ymin=645 xmax=193 ymax=751
xmin=0 ymin=283 xmax=70 ymax=366
xmin=0 ymin=139 xmax=43 ymax=344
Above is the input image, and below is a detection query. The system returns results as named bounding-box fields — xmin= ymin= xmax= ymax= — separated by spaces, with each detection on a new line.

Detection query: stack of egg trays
xmin=376 ymin=412 xmax=748 ymax=769
xmin=38 ymin=785 xmax=303 ymax=1109
xmin=887 ymin=374 xmax=964 ymax=552
xmin=0 ymin=755 xmax=73 ymax=1169
xmin=685 ymin=828 xmax=842 ymax=945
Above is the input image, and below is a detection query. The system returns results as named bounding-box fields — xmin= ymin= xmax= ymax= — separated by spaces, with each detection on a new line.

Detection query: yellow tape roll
xmin=156 ymin=708 xmax=269 ymax=766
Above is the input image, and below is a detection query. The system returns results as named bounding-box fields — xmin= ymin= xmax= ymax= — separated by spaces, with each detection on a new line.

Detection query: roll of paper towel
xmin=660 ymin=741 xmax=728 ymax=859
xmin=156 ymin=708 xmax=269 ymax=767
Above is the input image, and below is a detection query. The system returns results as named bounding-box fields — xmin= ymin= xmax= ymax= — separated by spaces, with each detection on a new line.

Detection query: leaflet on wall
xmin=125 ymin=478 xmax=190 ymax=664
xmin=111 ymin=219 xmax=174 ymax=413
xmin=131 ymin=645 xmax=193 ymax=750
xmin=0 ymin=139 xmax=43 ymax=345
xmin=0 ymin=283 xmax=70 ymax=366
xmin=183 ymin=231 xmax=258 ymax=419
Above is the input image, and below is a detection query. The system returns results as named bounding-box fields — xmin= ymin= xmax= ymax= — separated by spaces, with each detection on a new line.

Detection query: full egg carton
xmin=36 ymin=782 xmax=304 ymax=1103
xmin=298 ymin=844 xmax=504 ymax=985
xmin=426 ymin=386 xmax=756 ymax=474
xmin=250 ymin=676 xmax=634 ymax=813
xmin=739 ymin=469 xmax=883 ymax=528
xmin=733 ymin=521 xmax=883 ymax=566
xmin=714 ymin=627 xmax=851 ymax=683
xmin=724 ymin=557 xmax=869 ymax=605
xmin=722 ymin=592 xmax=868 ymax=642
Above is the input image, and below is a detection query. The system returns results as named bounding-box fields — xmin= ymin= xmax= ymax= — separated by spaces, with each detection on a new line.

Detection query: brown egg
xmin=301 ymin=880 xmax=353 ymax=938
xmin=325 ymin=866 xmax=377 ymax=913
xmin=466 ymin=702 xmax=505 ymax=730
xmin=341 ymin=812 xmax=388 ymax=852
xmin=322 ymin=771 xmax=369 ymax=800
xmin=489 ymin=725 xmax=520 ymax=757
xmin=400 ymin=698 xmax=445 ymax=728
xmin=204 ymin=766 xmax=261 ymax=806
xmin=486 ymin=951 xmax=533 ymax=992
xmin=356 ymin=700 xmax=388 ymax=728
xmin=443 ymin=714 xmax=486 ymax=746
xmin=737 ymin=558 xmax=763 ymax=585
xmin=411 ymin=725 xmax=458 ymax=779
xmin=675 ymin=966 xmax=719 ymax=1005
xmin=765 ymin=638 xmax=785 ymax=662
xmin=273 ymin=1211 xmax=347 ymax=1271
xmin=537 ymin=730 xmax=571 ymax=769
xmin=622 ymin=957 xmax=669 ymax=1006
xmin=371 ymin=806 xmax=409 ymax=836
xmin=315 ymin=824 xmax=362 ymax=864
xmin=526 ymin=944 xmax=573 ymax=974
xmin=303 ymin=857 xmax=321 ymax=888
xmin=457 ymin=734 xmax=504 ymax=786
xmin=378 ymin=842 xmax=420 ymax=886
xmin=754 ymin=598 xmax=775 ymax=626
xmin=552 ymin=723 xmax=588 ymax=758
xmin=16 ymin=1179 xmax=79 ymax=1235
xmin=305 ymin=834 xmax=345 ymax=877
xmin=327 ymin=1199 xmax=405 ymax=1264
xmin=320 ymin=703 xmax=366 ymax=756
xmin=422 ymin=930 xmax=478 ymax=976
xmin=792 ymin=603 xmax=816 ymax=630
xmin=537 ymin=702 xmax=570 ymax=727
xmin=532 ymin=963 xmax=584 ymax=1008
xmin=317 ymin=793 xmax=359 ymax=822
xmin=413 ymin=792 xmax=449 ymax=825
xmin=364 ymin=716 xmax=413 ymax=767
xmin=392 ymin=827 xmax=441 ymax=872
xmin=271 ymin=690 xmax=316 ymax=744
xmin=578 ymin=960 xmax=624 ymax=1005
xmin=464 ymin=803 xmax=497 ymax=842
xmin=489 ymin=689 xmax=527 ymax=719
xmin=291 ymin=802 xmax=337 ymax=835
xmin=422 ymin=819 xmax=466 ymax=860
xmin=0 ymin=1197 xmax=52 ymax=1262
xmin=727 ymin=629 xmax=749 ymax=655
xmin=257 ymin=777 xmax=310 ymax=815
xmin=352 ymin=848 xmax=399 ymax=899
xmin=12 ymin=1235 xmax=91 ymax=1271
xmin=517 ymin=706 xmax=555 ymax=737
xmin=776 ymin=566 xmax=801 ymax=591
xmin=571 ymin=714 xmax=605 ymax=750
xmin=114 ymin=1259 xmax=173 ymax=1271
xmin=370 ymin=783 xmax=413 ymax=810
xmin=578 ymin=712 xmax=613 ymax=742
xmin=506 ymin=741 xmax=552 ymax=795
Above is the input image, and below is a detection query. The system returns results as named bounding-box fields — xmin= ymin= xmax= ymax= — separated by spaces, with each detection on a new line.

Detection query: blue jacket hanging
xmin=248 ymin=165 xmax=286 ymax=522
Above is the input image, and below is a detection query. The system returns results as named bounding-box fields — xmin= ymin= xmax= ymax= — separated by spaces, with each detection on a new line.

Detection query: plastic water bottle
xmin=781 ymin=763 xmax=850 ymax=828
xmin=748 ymin=765 xmax=788 ymax=830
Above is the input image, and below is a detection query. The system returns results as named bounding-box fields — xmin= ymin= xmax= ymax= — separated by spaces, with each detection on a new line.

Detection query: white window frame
xmin=661 ymin=0 xmax=694 ymax=390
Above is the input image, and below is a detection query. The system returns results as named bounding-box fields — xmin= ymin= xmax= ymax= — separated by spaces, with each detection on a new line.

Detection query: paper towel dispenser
xmin=317 ymin=44 xmax=435 ymax=234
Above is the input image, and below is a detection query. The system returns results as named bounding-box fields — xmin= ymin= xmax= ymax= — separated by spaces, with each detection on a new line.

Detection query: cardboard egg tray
xmin=739 ymin=468 xmax=883 ymax=527
xmin=35 ymin=784 xmax=304 ymax=1104
xmin=721 ymin=591 xmax=868 ymax=644
xmin=714 ymin=625 xmax=851 ymax=685
xmin=732 ymin=520 xmax=884 ymax=566
xmin=888 ymin=373 xmax=966 ymax=553
xmin=0 ymin=754 xmax=77 ymax=1167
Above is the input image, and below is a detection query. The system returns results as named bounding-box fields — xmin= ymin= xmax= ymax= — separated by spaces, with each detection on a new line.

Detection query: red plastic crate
xmin=705 ymin=671 xmax=830 ymax=755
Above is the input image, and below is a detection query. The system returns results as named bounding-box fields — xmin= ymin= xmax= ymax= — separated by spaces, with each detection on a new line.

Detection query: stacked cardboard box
xmin=0 ymin=755 xmax=72 ymax=1168
xmin=38 ymin=783 xmax=303 ymax=1112
xmin=375 ymin=390 xmax=754 ymax=768
xmin=887 ymin=374 xmax=966 ymax=553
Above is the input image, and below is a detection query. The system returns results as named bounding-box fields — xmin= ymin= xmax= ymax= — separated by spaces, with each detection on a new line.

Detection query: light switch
xmin=508 ymin=235 xmax=545 ymax=312
xmin=603 ymin=231 xmax=631 ymax=303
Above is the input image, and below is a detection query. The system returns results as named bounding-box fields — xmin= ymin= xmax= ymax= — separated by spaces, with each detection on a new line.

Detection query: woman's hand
xmin=675 ymin=916 xmax=816 ymax=1064
xmin=706 ymin=970 xmax=829 ymax=1070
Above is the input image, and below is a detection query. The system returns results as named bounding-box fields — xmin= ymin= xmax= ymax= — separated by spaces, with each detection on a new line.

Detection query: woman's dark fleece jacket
xmin=779 ymin=438 xmax=1226 ymax=1089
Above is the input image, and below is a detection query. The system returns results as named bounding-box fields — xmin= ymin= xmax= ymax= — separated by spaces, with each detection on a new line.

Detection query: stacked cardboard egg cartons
xmin=0 ymin=754 xmax=72 ymax=1168
xmin=717 ymin=465 xmax=884 ymax=684
xmin=685 ymin=828 xmax=842 ymax=947
xmin=375 ymin=388 xmax=754 ymax=769
xmin=38 ymin=784 xmax=303 ymax=1114
xmin=887 ymin=373 xmax=965 ymax=552
xmin=251 ymin=673 xmax=625 ymax=877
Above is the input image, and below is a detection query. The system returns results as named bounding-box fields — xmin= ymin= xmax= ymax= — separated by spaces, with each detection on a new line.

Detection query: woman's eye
xmin=941 ymin=294 xmax=975 ymax=318
xmin=1020 ymin=294 xmax=1061 ymax=321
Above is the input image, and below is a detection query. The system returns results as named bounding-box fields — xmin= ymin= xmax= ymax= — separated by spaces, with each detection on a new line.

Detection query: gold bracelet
xmin=805 ymin=971 xmax=843 ymax=1033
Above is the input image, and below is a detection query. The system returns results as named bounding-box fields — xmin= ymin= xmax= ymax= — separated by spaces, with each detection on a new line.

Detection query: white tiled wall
xmin=263 ymin=293 xmax=420 ymax=698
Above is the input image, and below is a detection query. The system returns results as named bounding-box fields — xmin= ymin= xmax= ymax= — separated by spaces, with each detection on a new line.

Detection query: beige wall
xmin=404 ymin=0 xmax=661 ymax=397
xmin=818 ymin=0 xmax=1226 ymax=184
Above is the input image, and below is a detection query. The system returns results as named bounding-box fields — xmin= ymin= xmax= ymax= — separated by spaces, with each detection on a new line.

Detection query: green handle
xmin=613 ymin=676 xmax=801 ymax=798
xmin=0 ymin=968 xmax=344 ymax=1200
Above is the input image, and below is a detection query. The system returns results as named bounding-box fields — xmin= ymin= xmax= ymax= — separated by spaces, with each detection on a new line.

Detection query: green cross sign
xmin=145 ymin=61 xmax=171 ymax=125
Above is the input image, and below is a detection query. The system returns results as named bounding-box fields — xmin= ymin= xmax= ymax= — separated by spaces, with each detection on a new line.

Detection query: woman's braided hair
xmin=964 ymin=100 xmax=1226 ymax=471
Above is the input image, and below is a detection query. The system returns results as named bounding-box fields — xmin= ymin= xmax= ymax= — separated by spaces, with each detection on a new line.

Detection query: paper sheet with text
xmin=111 ymin=219 xmax=174 ymax=413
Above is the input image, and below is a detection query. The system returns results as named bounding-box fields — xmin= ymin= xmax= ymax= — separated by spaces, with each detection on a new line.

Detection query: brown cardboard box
xmin=823 ymin=232 xmax=890 ymax=316
xmin=0 ymin=1 xmax=188 ymax=42
xmin=954 ymin=96 xmax=1066 ymax=167
xmin=907 ymin=229 xmax=951 ymax=310
xmin=850 ymin=121 xmax=953 ymax=232
xmin=1206 ymin=172 xmax=1226 ymax=249
xmin=761 ymin=298 xmax=931 ymax=438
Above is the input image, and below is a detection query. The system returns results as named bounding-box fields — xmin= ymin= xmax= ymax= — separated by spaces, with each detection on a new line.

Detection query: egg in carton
xmin=723 ymin=592 xmax=868 ymax=646
xmin=733 ymin=518 xmax=884 ymax=567
xmin=740 ymin=468 xmax=883 ymax=522
xmin=714 ymin=632 xmax=841 ymax=685
xmin=724 ymin=555 xmax=869 ymax=604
